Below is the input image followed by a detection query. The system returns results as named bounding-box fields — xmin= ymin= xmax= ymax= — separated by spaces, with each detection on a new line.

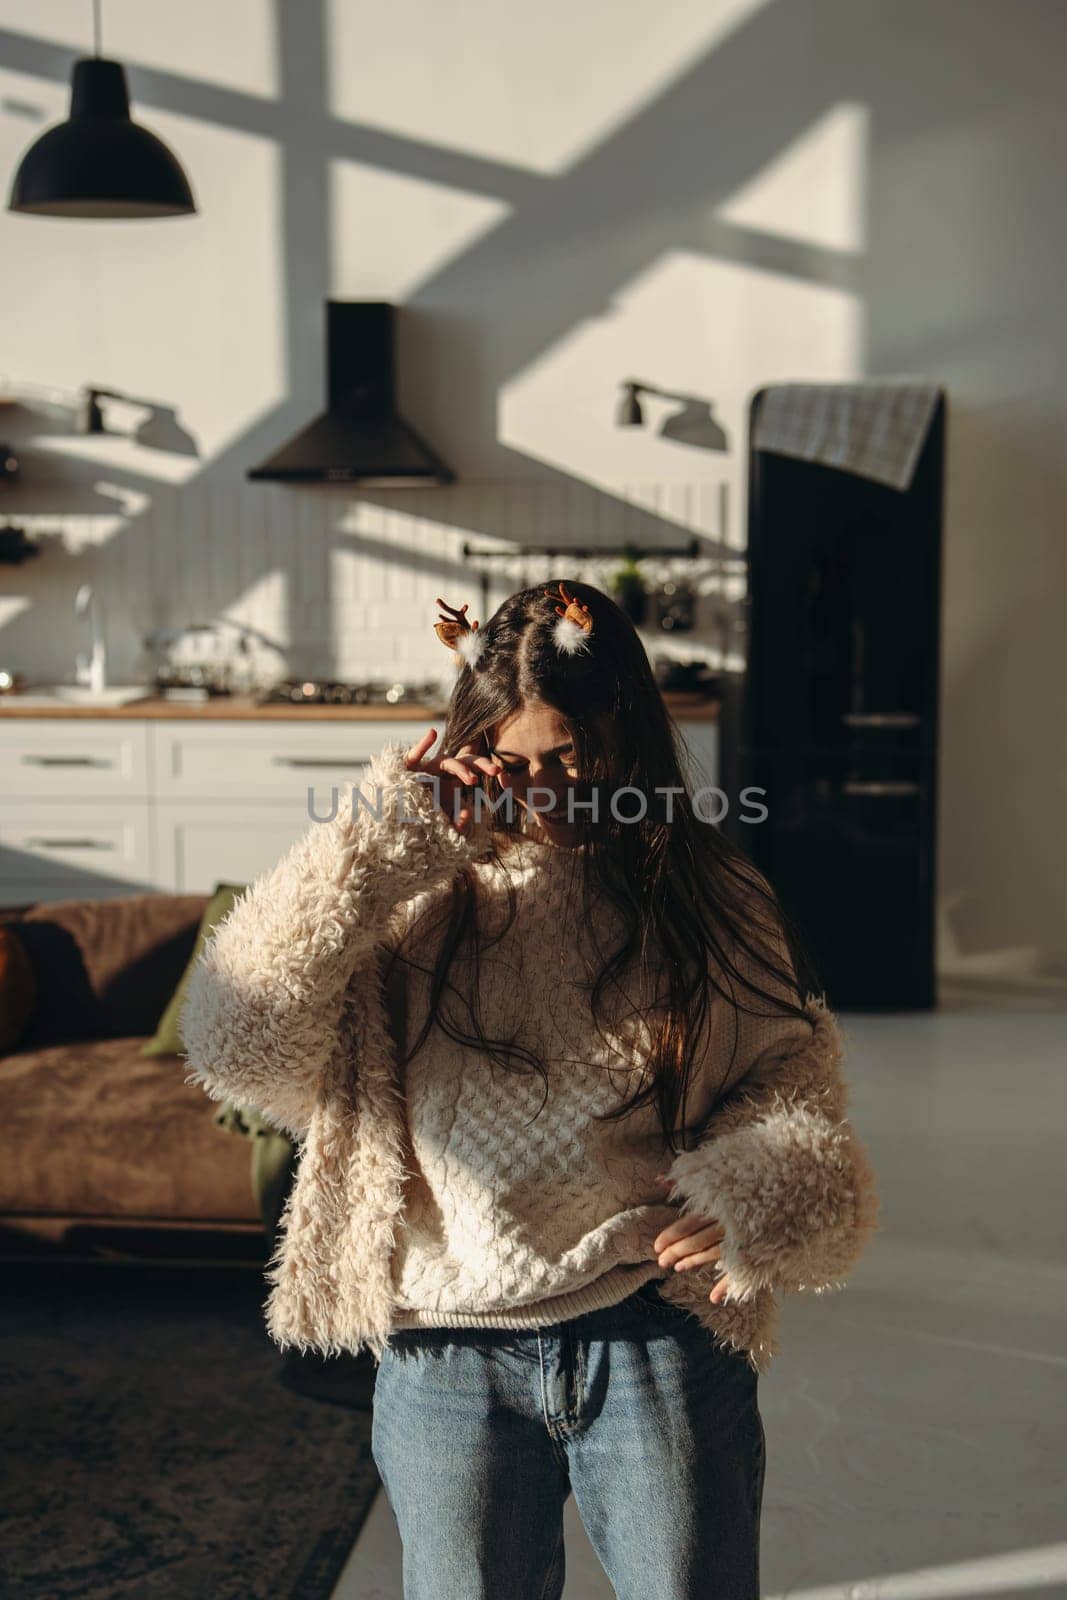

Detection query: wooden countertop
xmin=0 ymin=691 xmax=720 ymax=722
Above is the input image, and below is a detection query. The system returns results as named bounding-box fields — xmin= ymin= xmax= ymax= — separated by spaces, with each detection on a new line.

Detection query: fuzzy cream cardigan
xmin=179 ymin=740 xmax=879 ymax=1373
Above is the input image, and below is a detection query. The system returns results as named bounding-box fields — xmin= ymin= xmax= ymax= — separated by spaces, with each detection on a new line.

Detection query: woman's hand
xmin=652 ymin=1174 xmax=735 ymax=1306
xmin=404 ymin=727 xmax=502 ymax=837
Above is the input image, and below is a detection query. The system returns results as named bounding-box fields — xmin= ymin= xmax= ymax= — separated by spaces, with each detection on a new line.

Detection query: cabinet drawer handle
xmin=23 ymin=754 xmax=109 ymax=767
xmin=841 ymin=780 xmax=921 ymax=797
xmin=270 ymin=756 xmax=368 ymax=768
xmin=842 ymin=713 xmax=921 ymax=729
xmin=24 ymin=837 xmax=117 ymax=850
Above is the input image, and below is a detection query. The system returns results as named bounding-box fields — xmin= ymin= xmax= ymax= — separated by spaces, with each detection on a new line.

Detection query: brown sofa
xmin=0 ymin=892 xmax=268 ymax=1265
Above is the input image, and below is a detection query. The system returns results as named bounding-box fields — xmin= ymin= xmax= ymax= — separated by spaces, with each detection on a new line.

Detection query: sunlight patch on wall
xmin=326 ymin=0 xmax=771 ymax=176
xmin=329 ymin=159 xmax=510 ymax=300
xmin=0 ymin=595 xmax=30 ymax=629
xmin=29 ymin=437 xmax=198 ymax=488
xmin=717 ymin=103 xmax=869 ymax=255
xmin=499 ymin=250 xmax=862 ymax=495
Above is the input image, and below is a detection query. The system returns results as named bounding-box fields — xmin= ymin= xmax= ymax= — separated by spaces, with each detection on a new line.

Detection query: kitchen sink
xmin=6 ymin=684 xmax=154 ymax=707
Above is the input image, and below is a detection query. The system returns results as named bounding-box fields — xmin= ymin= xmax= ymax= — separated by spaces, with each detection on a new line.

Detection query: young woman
xmin=180 ymin=579 xmax=879 ymax=1600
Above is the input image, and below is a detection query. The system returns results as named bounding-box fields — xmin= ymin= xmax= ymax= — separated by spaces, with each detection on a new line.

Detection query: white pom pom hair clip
xmin=434 ymin=597 xmax=486 ymax=669
xmin=455 ymin=627 xmax=487 ymax=668
xmin=544 ymin=580 xmax=594 ymax=655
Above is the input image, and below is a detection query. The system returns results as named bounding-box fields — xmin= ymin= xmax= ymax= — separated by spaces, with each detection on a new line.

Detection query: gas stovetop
xmin=255 ymin=675 xmax=446 ymax=708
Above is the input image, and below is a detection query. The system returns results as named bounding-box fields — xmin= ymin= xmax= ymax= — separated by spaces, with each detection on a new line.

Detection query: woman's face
xmin=485 ymin=702 xmax=583 ymax=843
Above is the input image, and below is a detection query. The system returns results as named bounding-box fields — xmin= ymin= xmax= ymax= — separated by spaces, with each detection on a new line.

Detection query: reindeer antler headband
xmin=434 ymin=581 xmax=595 ymax=669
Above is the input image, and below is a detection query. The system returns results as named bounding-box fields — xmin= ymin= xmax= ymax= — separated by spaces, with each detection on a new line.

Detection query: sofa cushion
xmin=11 ymin=894 xmax=209 ymax=1046
xmin=0 ymin=926 xmax=36 ymax=1054
xmin=0 ymin=1037 xmax=258 ymax=1222
xmin=142 ymin=884 xmax=247 ymax=1057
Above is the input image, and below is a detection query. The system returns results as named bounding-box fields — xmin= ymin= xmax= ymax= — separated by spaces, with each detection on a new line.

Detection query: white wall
xmin=0 ymin=0 xmax=1063 ymax=986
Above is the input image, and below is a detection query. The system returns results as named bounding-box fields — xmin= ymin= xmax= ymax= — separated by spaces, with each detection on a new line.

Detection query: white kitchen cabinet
xmin=149 ymin=719 xmax=426 ymax=891
xmin=0 ymin=719 xmax=154 ymax=903
xmin=0 ymin=715 xmax=720 ymax=903
xmin=150 ymin=720 xmax=393 ymax=803
xmin=0 ymin=718 xmax=150 ymax=799
xmin=0 ymin=800 xmax=154 ymax=903
xmin=152 ymin=802 xmax=312 ymax=892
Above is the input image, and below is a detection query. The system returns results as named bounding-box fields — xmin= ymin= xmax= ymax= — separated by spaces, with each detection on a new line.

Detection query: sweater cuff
xmin=666 ymin=1109 xmax=881 ymax=1301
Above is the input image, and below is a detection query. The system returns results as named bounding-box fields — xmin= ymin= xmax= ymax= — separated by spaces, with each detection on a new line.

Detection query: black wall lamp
xmin=7 ymin=0 xmax=196 ymax=219
xmin=79 ymin=386 xmax=199 ymax=456
xmin=615 ymin=380 xmax=728 ymax=453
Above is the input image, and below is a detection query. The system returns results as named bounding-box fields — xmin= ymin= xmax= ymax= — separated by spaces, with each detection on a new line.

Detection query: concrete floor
xmin=332 ymin=997 xmax=1067 ymax=1599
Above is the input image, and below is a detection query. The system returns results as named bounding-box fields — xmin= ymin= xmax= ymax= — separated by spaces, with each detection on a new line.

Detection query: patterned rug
xmin=0 ymin=1262 xmax=381 ymax=1599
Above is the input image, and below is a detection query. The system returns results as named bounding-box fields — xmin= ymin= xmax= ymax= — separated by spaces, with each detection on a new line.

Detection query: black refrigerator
xmin=730 ymin=388 xmax=946 ymax=1010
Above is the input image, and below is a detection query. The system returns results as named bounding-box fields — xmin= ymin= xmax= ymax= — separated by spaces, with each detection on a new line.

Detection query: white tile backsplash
xmin=0 ymin=478 xmax=739 ymax=689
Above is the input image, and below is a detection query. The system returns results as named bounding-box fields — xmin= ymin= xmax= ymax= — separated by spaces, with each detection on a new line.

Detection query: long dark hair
xmin=384 ymin=579 xmax=822 ymax=1157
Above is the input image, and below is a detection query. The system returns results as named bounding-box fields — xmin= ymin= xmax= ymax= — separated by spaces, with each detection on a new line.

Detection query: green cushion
xmin=141 ymin=882 xmax=246 ymax=1058
xmin=213 ymin=1101 xmax=296 ymax=1233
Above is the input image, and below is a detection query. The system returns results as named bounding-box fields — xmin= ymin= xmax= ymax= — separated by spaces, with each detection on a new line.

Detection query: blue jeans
xmin=371 ymin=1279 xmax=766 ymax=1599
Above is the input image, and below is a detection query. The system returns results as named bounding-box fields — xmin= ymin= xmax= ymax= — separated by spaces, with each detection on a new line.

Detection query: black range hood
xmin=248 ymin=301 xmax=454 ymax=486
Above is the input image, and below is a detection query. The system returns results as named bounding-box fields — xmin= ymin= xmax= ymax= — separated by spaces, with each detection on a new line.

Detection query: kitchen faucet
xmin=74 ymin=583 xmax=107 ymax=693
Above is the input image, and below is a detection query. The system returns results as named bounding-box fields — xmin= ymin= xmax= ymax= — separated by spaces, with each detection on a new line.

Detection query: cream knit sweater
xmin=385 ymin=832 xmax=690 ymax=1328
xmin=180 ymin=740 xmax=880 ymax=1369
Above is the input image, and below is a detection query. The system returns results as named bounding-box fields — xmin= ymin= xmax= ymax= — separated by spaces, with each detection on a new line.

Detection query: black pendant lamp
xmin=7 ymin=0 xmax=196 ymax=219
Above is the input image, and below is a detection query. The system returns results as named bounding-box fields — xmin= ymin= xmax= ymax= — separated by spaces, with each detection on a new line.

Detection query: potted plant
xmin=609 ymin=545 xmax=648 ymax=625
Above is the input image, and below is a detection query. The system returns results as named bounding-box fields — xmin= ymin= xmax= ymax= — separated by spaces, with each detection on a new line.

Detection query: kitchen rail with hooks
xmin=460 ymin=536 xmax=715 ymax=619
